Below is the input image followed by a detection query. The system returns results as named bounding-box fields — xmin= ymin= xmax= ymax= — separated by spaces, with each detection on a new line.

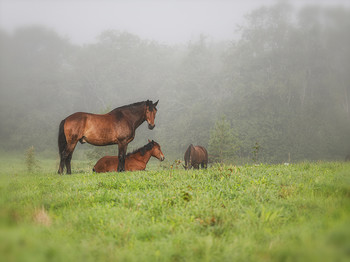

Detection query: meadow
xmin=0 ymin=156 xmax=349 ymax=262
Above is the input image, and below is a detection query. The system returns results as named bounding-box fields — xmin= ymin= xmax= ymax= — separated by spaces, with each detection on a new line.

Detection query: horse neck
xmin=130 ymin=104 xmax=146 ymax=128
xmin=113 ymin=103 xmax=146 ymax=127
xmin=132 ymin=150 xmax=152 ymax=166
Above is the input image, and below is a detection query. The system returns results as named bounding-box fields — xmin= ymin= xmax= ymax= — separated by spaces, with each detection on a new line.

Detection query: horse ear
xmin=154 ymin=100 xmax=159 ymax=107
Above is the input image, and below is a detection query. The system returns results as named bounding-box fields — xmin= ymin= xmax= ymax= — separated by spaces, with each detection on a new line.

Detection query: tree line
xmin=0 ymin=3 xmax=349 ymax=163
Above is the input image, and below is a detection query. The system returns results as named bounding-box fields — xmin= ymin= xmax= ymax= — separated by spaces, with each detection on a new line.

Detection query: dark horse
xmin=93 ymin=140 xmax=165 ymax=173
xmin=58 ymin=100 xmax=158 ymax=174
xmin=183 ymin=144 xmax=208 ymax=169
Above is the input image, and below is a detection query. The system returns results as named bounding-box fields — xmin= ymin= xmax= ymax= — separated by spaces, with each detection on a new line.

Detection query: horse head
xmin=145 ymin=100 xmax=158 ymax=130
xmin=149 ymin=139 xmax=165 ymax=161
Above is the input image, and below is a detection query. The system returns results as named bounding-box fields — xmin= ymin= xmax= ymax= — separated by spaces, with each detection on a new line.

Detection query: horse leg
xmin=58 ymin=147 xmax=69 ymax=174
xmin=63 ymin=142 xmax=77 ymax=175
xmin=58 ymin=139 xmax=68 ymax=174
xmin=58 ymin=119 xmax=66 ymax=174
xmin=65 ymin=152 xmax=73 ymax=174
xmin=117 ymin=143 xmax=128 ymax=172
xmin=58 ymin=157 xmax=65 ymax=174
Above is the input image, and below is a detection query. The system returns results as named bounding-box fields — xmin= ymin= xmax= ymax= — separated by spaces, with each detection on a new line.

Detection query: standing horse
xmin=58 ymin=100 xmax=158 ymax=174
xmin=93 ymin=140 xmax=165 ymax=173
xmin=183 ymin=144 xmax=208 ymax=169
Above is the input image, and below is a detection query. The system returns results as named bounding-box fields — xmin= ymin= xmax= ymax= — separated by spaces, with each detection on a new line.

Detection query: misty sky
xmin=0 ymin=0 xmax=349 ymax=45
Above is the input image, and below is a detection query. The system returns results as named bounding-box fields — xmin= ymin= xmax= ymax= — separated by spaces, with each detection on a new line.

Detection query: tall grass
xmin=0 ymin=156 xmax=349 ymax=261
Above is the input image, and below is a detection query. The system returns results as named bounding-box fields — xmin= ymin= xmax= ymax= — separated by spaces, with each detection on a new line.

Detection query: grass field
xmin=0 ymin=156 xmax=349 ymax=262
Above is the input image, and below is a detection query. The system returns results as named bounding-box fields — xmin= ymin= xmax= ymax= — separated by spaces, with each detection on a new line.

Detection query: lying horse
xmin=58 ymin=100 xmax=158 ymax=174
xmin=93 ymin=140 xmax=165 ymax=173
xmin=183 ymin=144 xmax=208 ymax=169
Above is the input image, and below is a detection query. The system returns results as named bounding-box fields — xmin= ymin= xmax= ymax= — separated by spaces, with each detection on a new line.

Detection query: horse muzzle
xmin=160 ymin=156 xmax=165 ymax=161
xmin=148 ymin=124 xmax=155 ymax=130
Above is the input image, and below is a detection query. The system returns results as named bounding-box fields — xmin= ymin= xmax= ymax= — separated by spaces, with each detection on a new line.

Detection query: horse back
xmin=93 ymin=153 xmax=147 ymax=172
xmin=93 ymin=156 xmax=119 ymax=173
xmin=65 ymin=112 xmax=116 ymax=129
xmin=194 ymin=146 xmax=208 ymax=163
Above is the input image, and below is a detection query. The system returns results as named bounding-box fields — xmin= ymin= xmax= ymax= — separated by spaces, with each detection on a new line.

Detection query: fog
xmin=1 ymin=0 xmax=348 ymax=44
xmin=0 ymin=0 xmax=350 ymax=163
xmin=1 ymin=0 xmax=258 ymax=44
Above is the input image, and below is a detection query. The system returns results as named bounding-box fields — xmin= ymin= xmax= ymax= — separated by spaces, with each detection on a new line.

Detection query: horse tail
xmin=58 ymin=119 xmax=67 ymax=160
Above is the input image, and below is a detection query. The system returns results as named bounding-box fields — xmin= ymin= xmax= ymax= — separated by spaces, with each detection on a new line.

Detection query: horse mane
xmin=111 ymin=101 xmax=146 ymax=112
xmin=111 ymin=100 xmax=156 ymax=113
xmin=127 ymin=140 xmax=155 ymax=157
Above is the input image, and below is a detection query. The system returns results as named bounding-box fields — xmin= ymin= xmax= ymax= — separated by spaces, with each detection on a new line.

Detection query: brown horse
xmin=93 ymin=140 xmax=165 ymax=173
xmin=183 ymin=144 xmax=208 ymax=169
xmin=58 ymin=100 xmax=158 ymax=174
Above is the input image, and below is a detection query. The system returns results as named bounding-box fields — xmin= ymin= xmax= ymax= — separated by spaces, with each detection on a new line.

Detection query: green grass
xmin=0 ymin=156 xmax=349 ymax=261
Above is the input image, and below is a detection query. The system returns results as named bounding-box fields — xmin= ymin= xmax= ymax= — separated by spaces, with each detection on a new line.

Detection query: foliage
xmin=0 ymin=3 xmax=350 ymax=163
xmin=252 ymin=142 xmax=261 ymax=163
xmin=25 ymin=146 xmax=40 ymax=173
xmin=208 ymin=116 xmax=238 ymax=163
xmin=221 ymin=3 xmax=350 ymax=162
xmin=0 ymin=157 xmax=349 ymax=261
